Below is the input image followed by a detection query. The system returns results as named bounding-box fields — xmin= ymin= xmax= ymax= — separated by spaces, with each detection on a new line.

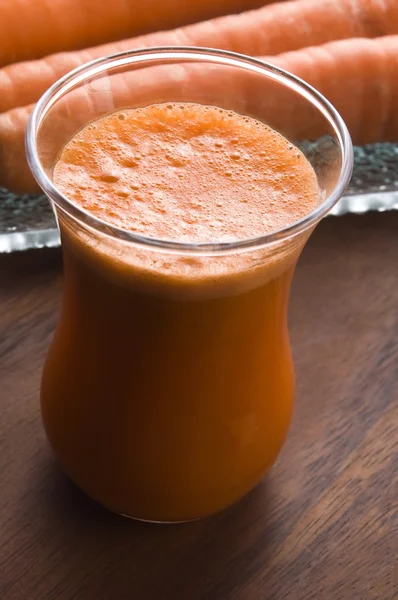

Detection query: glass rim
xmin=26 ymin=46 xmax=354 ymax=255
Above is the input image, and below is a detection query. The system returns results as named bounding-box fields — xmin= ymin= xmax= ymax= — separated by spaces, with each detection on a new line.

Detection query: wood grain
xmin=0 ymin=213 xmax=397 ymax=600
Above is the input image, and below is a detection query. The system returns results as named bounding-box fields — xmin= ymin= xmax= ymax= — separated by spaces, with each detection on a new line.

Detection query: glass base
xmin=110 ymin=507 xmax=202 ymax=524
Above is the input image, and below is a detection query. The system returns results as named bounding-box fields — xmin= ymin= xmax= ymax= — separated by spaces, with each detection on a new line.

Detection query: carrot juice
xmin=43 ymin=103 xmax=319 ymax=522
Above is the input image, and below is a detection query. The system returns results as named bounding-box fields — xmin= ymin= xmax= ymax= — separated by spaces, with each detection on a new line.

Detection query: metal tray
xmin=1 ymin=143 xmax=398 ymax=253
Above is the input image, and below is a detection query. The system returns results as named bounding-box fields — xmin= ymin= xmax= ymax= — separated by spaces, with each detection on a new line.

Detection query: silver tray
xmin=1 ymin=143 xmax=398 ymax=253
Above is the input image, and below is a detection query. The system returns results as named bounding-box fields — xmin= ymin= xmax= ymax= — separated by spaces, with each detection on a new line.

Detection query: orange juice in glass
xmin=26 ymin=48 xmax=352 ymax=522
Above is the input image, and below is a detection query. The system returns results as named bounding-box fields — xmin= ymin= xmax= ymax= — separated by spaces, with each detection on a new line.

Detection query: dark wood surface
xmin=0 ymin=213 xmax=397 ymax=600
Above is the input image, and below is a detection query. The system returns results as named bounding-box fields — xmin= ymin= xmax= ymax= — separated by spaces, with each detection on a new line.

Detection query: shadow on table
xmin=22 ymin=453 xmax=276 ymax=599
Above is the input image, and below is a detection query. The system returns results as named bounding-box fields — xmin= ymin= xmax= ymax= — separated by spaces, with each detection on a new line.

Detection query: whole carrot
xmin=2 ymin=36 xmax=398 ymax=194
xmin=1 ymin=0 xmax=398 ymax=113
xmin=0 ymin=0 xmax=270 ymax=68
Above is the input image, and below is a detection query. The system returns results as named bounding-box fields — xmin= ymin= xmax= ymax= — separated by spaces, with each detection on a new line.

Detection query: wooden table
xmin=0 ymin=213 xmax=397 ymax=600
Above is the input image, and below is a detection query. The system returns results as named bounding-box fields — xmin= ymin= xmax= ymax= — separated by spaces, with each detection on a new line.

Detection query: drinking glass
xmin=26 ymin=47 xmax=353 ymax=522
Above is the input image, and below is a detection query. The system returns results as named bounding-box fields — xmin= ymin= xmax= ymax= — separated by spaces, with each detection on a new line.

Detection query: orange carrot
xmin=0 ymin=0 xmax=269 ymax=68
xmin=2 ymin=36 xmax=398 ymax=194
xmin=2 ymin=0 xmax=398 ymax=113
xmin=270 ymin=37 xmax=398 ymax=145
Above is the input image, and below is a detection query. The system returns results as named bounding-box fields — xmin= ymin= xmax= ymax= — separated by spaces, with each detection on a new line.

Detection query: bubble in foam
xmin=99 ymin=171 xmax=120 ymax=183
xmin=124 ymin=158 xmax=139 ymax=168
xmin=165 ymin=153 xmax=189 ymax=168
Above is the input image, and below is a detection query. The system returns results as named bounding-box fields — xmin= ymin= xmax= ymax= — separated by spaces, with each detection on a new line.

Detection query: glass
xmin=26 ymin=47 xmax=353 ymax=523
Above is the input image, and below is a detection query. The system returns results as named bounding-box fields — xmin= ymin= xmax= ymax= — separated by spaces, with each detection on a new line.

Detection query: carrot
xmin=270 ymin=38 xmax=398 ymax=145
xmin=2 ymin=36 xmax=398 ymax=194
xmin=0 ymin=0 xmax=270 ymax=68
xmin=2 ymin=0 xmax=398 ymax=114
